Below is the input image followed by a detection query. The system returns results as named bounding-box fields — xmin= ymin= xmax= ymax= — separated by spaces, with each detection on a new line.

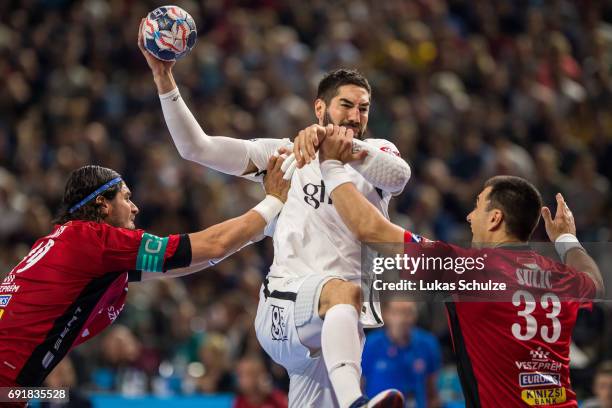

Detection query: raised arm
xmin=138 ymin=19 xmax=288 ymax=178
xmin=541 ymin=193 xmax=605 ymax=297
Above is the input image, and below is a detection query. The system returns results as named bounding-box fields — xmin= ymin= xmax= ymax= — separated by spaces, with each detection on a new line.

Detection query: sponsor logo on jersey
xmin=515 ymin=347 xmax=562 ymax=372
xmin=380 ymin=146 xmax=400 ymax=157
xmin=0 ymin=295 xmax=12 ymax=307
xmin=521 ymin=387 xmax=566 ymax=406
xmin=270 ymin=305 xmax=288 ymax=341
xmin=519 ymin=372 xmax=561 ymax=388
xmin=0 ymin=284 xmax=20 ymax=294
xmin=2 ymin=274 xmax=15 ymax=284
xmin=530 ymin=347 xmax=550 ymax=361
xmin=303 ymin=180 xmax=332 ymax=209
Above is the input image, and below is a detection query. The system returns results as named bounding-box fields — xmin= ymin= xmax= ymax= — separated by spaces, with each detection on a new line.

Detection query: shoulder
xmin=78 ymin=222 xmax=145 ymax=247
xmin=363 ymin=138 xmax=401 ymax=157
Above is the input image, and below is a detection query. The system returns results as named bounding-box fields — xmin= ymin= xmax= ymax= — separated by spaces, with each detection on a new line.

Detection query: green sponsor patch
xmin=136 ymin=233 xmax=169 ymax=272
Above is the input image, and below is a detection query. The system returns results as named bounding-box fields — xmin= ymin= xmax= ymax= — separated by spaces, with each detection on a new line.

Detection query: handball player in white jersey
xmin=139 ymin=24 xmax=411 ymax=408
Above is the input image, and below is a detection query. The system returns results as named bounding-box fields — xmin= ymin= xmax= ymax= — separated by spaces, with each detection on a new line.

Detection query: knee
xmin=319 ymin=280 xmax=362 ymax=318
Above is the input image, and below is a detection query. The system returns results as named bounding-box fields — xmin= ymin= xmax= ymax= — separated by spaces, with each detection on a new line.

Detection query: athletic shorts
xmin=255 ymin=273 xmax=352 ymax=408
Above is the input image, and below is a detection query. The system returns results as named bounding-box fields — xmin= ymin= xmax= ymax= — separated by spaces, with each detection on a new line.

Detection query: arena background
xmin=1 ymin=0 xmax=611 ymax=406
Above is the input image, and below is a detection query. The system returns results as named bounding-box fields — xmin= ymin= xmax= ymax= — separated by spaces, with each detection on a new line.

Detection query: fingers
xmin=293 ymin=130 xmax=304 ymax=168
xmin=138 ymin=19 xmax=145 ymax=51
xmin=554 ymin=192 xmax=566 ymax=219
xmin=557 ymin=193 xmax=573 ymax=217
xmin=351 ymin=150 xmax=368 ymax=162
xmin=315 ymin=125 xmax=327 ymax=145
xmin=273 ymin=153 xmax=285 ymax=171
xmin=283 ymin=156 xmax=298 ymax=180
xmin=276 ymin=146 xmax=290 ymax=156
xmin=541 ymin=206 xmax=553 ymax=225
xmin=266 ymin=154 xmax=279 ymax=173
xmin=304 ymin=127 xmax=316 ymax=163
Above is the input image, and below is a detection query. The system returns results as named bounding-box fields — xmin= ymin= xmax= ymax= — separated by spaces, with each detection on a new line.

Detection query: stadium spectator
xmin=233 ymin=355 xmax=288 ymax=408
xmin=362 ymin=302 xmax=441 ymax=408
xmin=583 ymin=361 xmax=612 ymax=408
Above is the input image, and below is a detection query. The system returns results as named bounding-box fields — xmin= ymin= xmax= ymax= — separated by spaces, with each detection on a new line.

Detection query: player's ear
xmin=96 ymin=195 xmax=111 ymax=216
xmin=488 ymin=209 xmax=504 ymax=232
xmin=315 ymin=99 xmax=326 ymax=124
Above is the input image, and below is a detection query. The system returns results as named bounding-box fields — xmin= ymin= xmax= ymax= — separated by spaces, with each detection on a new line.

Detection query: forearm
xmin=158 ymin=87 xmax=252 ymax=175
xmin=349 ymin=139 xmax=411 ymax=195
xmin=564 ymin=247 xmax=604 ymax=297
xmin=322 ymin=161 xmax=404 ymax=253
xmin=188 ymin=196 xmax=282 ymax=263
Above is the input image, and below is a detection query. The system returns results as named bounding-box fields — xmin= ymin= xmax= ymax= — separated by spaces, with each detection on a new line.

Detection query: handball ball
xmin=142 ymin=5 xmax=197 ymax=61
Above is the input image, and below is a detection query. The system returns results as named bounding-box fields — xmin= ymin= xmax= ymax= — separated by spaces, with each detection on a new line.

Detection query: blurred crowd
xmin=1 ymin=0 xmax=612 ymax=404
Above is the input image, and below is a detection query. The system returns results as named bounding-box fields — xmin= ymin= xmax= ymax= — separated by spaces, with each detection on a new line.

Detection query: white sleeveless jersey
xmin=244 ymin=137 xmax=402 ymax=326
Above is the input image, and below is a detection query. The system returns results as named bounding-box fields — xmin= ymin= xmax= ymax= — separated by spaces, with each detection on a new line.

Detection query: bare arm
xmin=318 ymin=126 xmax=405 ymax=255
xmin=141 ymin=154 xmax=290 ymax=281
xmin=329 ymin=181 xmax=405 ymax=247
xmin=542 ymin=193 xmax=604 ymax=297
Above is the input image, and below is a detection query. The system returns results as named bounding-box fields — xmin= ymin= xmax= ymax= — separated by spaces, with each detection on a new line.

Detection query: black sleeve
xmin=163 ymin=234 xmax=192 ymax=271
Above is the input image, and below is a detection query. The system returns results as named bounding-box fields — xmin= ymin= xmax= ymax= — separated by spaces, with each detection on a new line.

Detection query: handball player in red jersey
xmin=0 ymin=160 xmax=290 ymax=403
xmin=314 ymin=126 xmax=604 ymax=408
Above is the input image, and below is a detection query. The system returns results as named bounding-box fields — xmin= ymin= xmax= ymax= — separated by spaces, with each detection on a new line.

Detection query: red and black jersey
xmin=403 ymin=231 xmax=596 ymax=407
xmin=0 ymin=221 xmax=190 ymax=387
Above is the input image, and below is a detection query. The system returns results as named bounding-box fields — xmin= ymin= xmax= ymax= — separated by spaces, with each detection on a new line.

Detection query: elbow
xmin=176 ymin=145 xmax=199 ymax=163
xmin=208 ymin=240 xmax=231 ymax=261
xmin=195 ymin=239 xmax=231 ymax=263
xmin=388 ymin=161 xmax=411 ymax=195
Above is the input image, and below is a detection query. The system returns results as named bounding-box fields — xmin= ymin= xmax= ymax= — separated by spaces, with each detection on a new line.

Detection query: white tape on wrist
xmin=555 ymin=233 xmax=584 ymax=261
xmin=253 ymin=195 xmax=284 ymax=224
xmin=321 ymin=160 xmax=352 ymax=193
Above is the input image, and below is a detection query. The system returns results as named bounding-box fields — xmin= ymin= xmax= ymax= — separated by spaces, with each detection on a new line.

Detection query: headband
xmin=69 ymin=177 xmax=123 ymax=213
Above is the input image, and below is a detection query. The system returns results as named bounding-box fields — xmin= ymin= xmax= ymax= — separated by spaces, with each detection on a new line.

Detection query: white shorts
xmin=255 ymin=273 xmax=362 ymax=408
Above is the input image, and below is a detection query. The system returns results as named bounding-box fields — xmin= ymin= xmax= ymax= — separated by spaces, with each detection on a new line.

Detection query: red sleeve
xmin=95 ymin=223 xmax=181 ymax=273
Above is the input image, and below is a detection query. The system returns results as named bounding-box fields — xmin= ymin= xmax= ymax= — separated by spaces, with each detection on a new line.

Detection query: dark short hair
xmin=316 ymin=69 xmax=371 ymax=104
xmin=53 ymin=165 xmax=123 ymax=224
xmin=483 ymin=176 xmax=542 ymax=241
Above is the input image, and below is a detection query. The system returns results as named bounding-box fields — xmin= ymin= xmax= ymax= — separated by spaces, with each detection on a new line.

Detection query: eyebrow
xmin=339 ymin=98 xmax=370 ymax=107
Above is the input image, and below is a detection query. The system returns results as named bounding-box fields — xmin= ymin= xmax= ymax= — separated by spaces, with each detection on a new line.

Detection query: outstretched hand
xmin=541 ymin=193 xmax=576 ymax=242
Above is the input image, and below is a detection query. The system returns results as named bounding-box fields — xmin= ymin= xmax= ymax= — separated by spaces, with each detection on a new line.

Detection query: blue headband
xmin=69 ymin=177 xmax=123 ymax=213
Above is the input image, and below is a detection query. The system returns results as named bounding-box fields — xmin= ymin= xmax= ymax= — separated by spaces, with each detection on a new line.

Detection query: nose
xmin=466 ymin=211 xmax=472 ymax=223
xmin=347 ymin=106 xmax=361 ymax=124
xmin=132 ymin=202 xmax=139 ymax=215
